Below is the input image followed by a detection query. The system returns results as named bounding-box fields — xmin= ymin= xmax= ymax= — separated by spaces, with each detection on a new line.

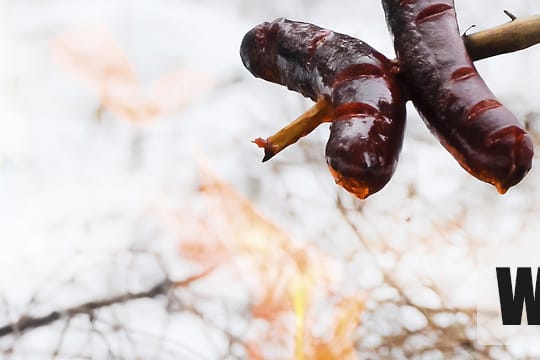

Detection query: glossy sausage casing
xmin=240 ymin=18 xmax=406 ymax=199
xmin=382 ymin=0 xmax=533 ymax=193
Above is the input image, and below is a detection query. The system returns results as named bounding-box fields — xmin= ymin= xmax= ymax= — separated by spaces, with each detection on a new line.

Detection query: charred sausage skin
xmin=240 ymin=18 xmax=406 ymax=199
xmin=382 ymin=0 xmax=533 ymax=193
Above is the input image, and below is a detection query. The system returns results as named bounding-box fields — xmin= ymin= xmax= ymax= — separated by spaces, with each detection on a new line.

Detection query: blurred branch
xmin=464 ymin=13 xmax=540 ymax=61
xmin=0 ymin=269 xmax=211 ymax=338
xmin=335 ymin=195 xmax=512 ymax=358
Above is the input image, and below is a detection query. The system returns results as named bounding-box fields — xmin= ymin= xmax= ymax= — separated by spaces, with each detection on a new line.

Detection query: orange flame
xmin=173 ymin=162 xmax=364 ymax=359
xmin=51 ymin=23 xmax=212 ymax=123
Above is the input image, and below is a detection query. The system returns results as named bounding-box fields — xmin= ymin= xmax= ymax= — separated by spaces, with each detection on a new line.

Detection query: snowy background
xmin=1 ymin=0 xmax=540 ymax=359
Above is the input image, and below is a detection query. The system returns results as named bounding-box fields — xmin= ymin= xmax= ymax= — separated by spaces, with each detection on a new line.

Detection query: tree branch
xmin=0 ymin=270 xmax=211 ymax=338
xmin=464 ymin=13 xmax=540 ymax=61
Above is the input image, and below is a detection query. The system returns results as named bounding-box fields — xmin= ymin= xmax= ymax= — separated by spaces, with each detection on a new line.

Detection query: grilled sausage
xmin=240 ymin=18 xmax=406 ymax=198
xmin=382 ymin=0 xmax=533 ymax=193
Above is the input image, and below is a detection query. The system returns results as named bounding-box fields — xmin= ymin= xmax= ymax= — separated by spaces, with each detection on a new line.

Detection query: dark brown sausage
xmin=240 ymin=18 xmax=406 ymax=199
xmin=382 ymin=0 xmax=534 ymax=193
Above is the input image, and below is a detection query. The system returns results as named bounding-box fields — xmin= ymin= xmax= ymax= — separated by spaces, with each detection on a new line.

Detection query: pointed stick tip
xmin=262 ymin=150 xmax=276 ymax=162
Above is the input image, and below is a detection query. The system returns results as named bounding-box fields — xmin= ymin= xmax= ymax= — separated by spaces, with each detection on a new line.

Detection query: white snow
xmin=1 ymin=0 xmax=540 ymax=358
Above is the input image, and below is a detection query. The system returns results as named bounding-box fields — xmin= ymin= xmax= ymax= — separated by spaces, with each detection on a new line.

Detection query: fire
xmin=51 ymin=23 xmax=212 ymax=123
xmin=173 ymin=163 xmax=364 ymax=359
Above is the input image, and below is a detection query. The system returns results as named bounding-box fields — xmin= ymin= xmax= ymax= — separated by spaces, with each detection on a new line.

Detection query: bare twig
xmin=503 ymin=10 xmax=517 ymax=21
xmin=334 ymin=194 xmax=513 ymax=358
xmin=51 ymin=318 xmax=71 ymax=359
xmin=464 ymin=13 xmax=540 ymax=61
xmin=0 ymin=270 xmax=211 ymax=338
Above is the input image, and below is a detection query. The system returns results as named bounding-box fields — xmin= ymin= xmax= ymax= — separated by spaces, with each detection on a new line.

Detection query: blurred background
xmin=1 ymin=0 xmax=540 ymax=359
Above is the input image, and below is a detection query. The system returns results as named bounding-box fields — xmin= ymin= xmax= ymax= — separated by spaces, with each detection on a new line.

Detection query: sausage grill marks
xmin=240 ymin=8 xmax=534 ymax=198
xmin=241 ymin=19 xmax=406 ymax=199
xmin=382 ymin=0 xmax=533 ymax=194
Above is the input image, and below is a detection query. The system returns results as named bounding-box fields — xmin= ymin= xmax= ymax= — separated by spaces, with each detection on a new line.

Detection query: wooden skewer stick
xmin=464 ymin=13 xmax=540 ymax=61
xmin=253 ymin=96 xmax=334 ymax=162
